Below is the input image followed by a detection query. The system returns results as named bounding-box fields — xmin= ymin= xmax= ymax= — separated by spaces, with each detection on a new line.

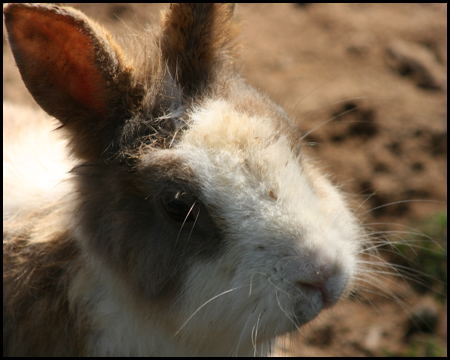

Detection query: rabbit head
xmin=4 ymin=3 xmax=362 ymax=356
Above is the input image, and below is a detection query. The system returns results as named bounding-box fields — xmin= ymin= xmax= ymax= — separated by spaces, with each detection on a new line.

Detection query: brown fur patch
xmin=71 ymin=152 xmax=224 ymax=300
xmin=3 ymin=224 xmax=86 ymax=356
xmin=160 ymin=3 xmax=239 ymax=96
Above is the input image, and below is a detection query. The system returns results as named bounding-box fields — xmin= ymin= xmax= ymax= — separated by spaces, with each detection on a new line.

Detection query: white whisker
xmin=174 ymin=287 xmax=243 ymax=337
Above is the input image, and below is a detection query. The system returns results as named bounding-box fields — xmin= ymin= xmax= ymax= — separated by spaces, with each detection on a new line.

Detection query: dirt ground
xmin=3 ymin=3 xmax=447 ymax=357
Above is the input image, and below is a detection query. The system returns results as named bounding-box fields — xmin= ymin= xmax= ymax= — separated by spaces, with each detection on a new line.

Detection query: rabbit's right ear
xmin=160 ymin=3 xmax=238 ymax=96
xmin=4 ymin=3 xmax=132 ymax=160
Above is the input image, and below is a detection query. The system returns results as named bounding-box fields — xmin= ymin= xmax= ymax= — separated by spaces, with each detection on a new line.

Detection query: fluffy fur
xmin=3 ymin=3 xmax=362 ymax=356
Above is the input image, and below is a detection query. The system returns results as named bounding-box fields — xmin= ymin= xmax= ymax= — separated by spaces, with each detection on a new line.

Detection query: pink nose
xmin=295 ymin=279 xmax=335 ymax=308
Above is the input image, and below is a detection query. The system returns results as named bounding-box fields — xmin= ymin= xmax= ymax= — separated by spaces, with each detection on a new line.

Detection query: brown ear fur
xmin=160 ymin=3 xmax=239 ymax=96
xmin=4 ymin=3 xmax=133 ymax=160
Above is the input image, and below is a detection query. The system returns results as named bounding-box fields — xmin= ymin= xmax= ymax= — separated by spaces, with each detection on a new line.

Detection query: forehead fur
xmin=177 ymin=100 xmax=315 ymax=224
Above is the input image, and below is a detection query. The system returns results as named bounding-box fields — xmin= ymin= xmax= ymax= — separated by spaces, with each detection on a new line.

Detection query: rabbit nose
xmin=294 ymin=276 xmax=336 ymax=308
xmin=284 ymin=256 xmax=347 ymax=308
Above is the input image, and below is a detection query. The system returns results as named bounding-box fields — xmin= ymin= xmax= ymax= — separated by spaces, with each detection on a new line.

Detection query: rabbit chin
xmin=173 ymin=240 xmax=353 ymax=354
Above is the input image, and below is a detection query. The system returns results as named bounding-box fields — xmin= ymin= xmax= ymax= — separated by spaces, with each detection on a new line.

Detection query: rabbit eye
xmin=161 ymin=193 xmax=197 ymax=223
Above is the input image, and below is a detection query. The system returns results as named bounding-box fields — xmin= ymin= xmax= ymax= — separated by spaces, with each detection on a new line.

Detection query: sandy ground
xmin=3 ymin=3 xmax=447 ymax=356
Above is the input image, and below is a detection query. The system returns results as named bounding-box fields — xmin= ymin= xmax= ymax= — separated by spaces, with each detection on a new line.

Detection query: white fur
xmin=3 ymin=102 xmax=74 ymax=219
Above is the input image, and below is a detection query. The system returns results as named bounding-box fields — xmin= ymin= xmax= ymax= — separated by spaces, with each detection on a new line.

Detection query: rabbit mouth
xmin=289 ymin=280 xmax=344 ymax=327
xmin=262 ymin=262 xmax=350 ymax=331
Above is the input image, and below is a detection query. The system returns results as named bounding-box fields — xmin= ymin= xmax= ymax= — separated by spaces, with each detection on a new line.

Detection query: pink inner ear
xmin=12 ymin=8 xmax=107 ymax=118
xmin=53 ymin=39 xmax=107 ymax=118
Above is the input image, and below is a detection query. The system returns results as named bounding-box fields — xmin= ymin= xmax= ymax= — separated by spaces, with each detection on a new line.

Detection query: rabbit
xmin=3 ymin=3 xmax=363 ymax=356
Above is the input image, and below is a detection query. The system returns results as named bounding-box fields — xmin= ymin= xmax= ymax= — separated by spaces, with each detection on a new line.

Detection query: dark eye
xmin=161 ymin=193 xmax=198 ymax=223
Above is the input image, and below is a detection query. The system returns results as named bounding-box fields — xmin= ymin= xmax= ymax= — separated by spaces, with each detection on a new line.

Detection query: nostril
xmin=296 ymin=280 xmax=324 ymax=291
xmin=295 ymin=280 xmax=332 ymax=307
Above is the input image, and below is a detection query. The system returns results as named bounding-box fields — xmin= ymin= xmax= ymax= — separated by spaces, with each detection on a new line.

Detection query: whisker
xmin=252 ymin=311 xmax=263 ymax=356
xmin=183 ymin=201 xmax=200 ymax=249
xmin=360 ymin=199 xmax=444 ymax=216
xmin=174 ymin=286 xmax=244 ymax=337
xmin=300 ymin=97 xmax=367 ymax=141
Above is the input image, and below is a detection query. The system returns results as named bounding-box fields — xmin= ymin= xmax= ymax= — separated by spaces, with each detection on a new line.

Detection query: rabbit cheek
xmin=73 ymin=158 xmax=224 ymax=301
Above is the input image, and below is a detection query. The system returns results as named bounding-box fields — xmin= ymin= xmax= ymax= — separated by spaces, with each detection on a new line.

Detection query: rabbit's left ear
xmin=4 ymin=3 xmax=133 ymax=161
xmin=160 ymin=3 xmax=238 ymax=97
